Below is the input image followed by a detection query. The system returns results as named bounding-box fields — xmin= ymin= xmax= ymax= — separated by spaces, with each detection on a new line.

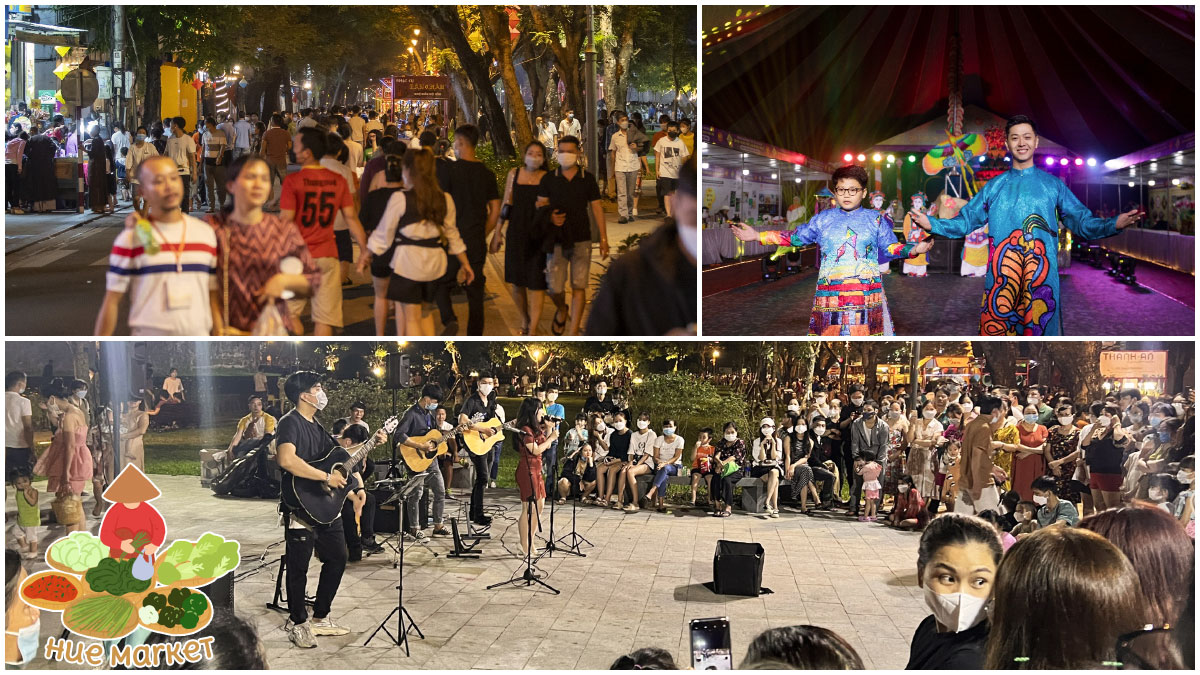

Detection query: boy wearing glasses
xmin=732 ymin=164 xmax=931 ymax=335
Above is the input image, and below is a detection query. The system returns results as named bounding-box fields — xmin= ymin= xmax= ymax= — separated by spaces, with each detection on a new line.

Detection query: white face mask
xmin=557 ymin=152 xmax=578 ymax=168
xmin=596 ymin=388 xmax=607 ymax=397
xmin=547 ymin=393 xmax=558 ymax=402
xmin=524 ymin=156 xmax=541 ymax=171
xmin=478 ymin=383 xmax=494 ymax=397
xmin=595 ymin=423 xmax=607 ymax=434
xmin=795 ymin=424 xmax=807 ymax=435
xmin=888 ymin=410 xmax=901 ymax=419
xmin=787 ymin=404 xmax=800 ymax=413
xmin=1148 ymin=488 xmax=1166 ymax=501
xmin=851 ymin=397 xmax=864 ymax=406
xmin=813 ymin=427 xmax=826 ymax=437
xmin=613 ymin=421 xmax=627 ymax=431
xmin=5 ymin=619 xmax=40 ymax=666
xmin=75 ymin=389 xmax=88 ymax=399
xmin=302 ymin=389 xmax=328 ymax=411
xmin=723 ymin=433 xmax=737 ymax=442
xmin=923 ymin=586 xmax=988 ymax=633
xmin=1177 ymin=470 xmax=1194 ymax=484
xmin=1018 ymin=512 xmax=1032 ymax=522
xmin=1033 ymin=494 xmax=1048 ymax=506
xmin=636 ymin=420 xmax=649 ymax=430
xmin=1058 ymin=416 xmax=1074 ymax=426
xmin=898 ymin=485 xmax=910 ymax=493
xmin=662 ymin=428 xmax=675 ymax=436
xmin=761 ymin=426 xmax=774 ymax=435
xmin=1097 ymin=416 xmax=1112 ymax=427
xmin=923 ymin=410 xmax=936 ymax=419
xmin=1173 ymin=402 xmax=1186 ymax=416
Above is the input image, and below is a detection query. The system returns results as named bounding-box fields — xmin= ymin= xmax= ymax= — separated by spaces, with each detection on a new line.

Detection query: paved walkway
xmin=13 ymin=475 xmax=925 ymax=670
xmin=703 ymin=260 xmax=1195 ymax=336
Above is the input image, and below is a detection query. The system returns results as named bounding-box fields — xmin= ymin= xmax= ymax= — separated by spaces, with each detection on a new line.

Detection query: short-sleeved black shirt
xmin=537 ymin=167 xmax=602 ymax=245
xmin=607 ymin=430 xmax=633 ymax=462
xmin=436 ymin=157 xmax=499 ymax=258
xmin=458 ymin=392 xmax=498 ymax=423
xmin=906 ymin=615 xmax=988 ymax=669
xmin=585 ymin=223 xmax=697 ymax=335
xmin=583 ymin=394 xmax=619 ymax=417
xmin=276 ymin=410 xmax=335 ymax=471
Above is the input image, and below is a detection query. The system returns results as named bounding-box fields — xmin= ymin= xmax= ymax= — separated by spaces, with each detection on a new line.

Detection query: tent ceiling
xmin=704 ymin=144 xmax=830 ymax=181
xmin=704 ymin=6 xmax=1194 ymax=163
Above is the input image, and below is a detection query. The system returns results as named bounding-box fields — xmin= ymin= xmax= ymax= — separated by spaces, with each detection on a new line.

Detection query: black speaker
xmin=924 ymin=239 xmax=961 ymax=272
xmin=386 ymin=352 xmax=411 ymax=389
xmin=713 ymin=540 xmax=764 ymax=596
xmin=200 ymin=571 xmax=235 ymax=615
xmin=372 ymin=488 xmax=400 ymax=533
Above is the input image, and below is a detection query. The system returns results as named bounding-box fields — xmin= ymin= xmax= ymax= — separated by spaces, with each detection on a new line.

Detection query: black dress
xmin=22 ymin=134 xmax=58 ymax=209
xmin=504 ymin=179 xmax=548 ymax=290
xmin=86 ymin=137 xmax=107 ymax=212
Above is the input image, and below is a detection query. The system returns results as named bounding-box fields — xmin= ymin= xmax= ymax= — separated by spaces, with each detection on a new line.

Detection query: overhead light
xmin=1045 ymin=157 xmax=1056 ymax=166
xmin=1172 ymin=178 xmax=1180 ymax=186
xmin=843 ymin=153 xmax=853 ymax=162
xmin=1060 ymin=158 xmax=1069 ymax=166
xmin=856 ymin=154 xmax=866 ymax=162
xmin=1086 ymin=158 xmax=1097 ymax=167
xmin=794 ymin=177 xmax=802 ymax=183
xmin=872 ymin=153 xmax=881 ymax=162
xmin=742 ymin=168 xmax=749 ymax=176
xmin=1148 ymin=179 xmax=1156 ymax=186
xmin=907 ymin=155 xmax=916 ymax=163
xmin=1150 ymin=162 xmax=1158 ymax=171
xmin=886 ymin=154 xmax=895 ymax=163
xmin=771 ymin=173 xmax=777 ymax=179
xmin=1128 ymin=181 xmax=1135 ymax=187
xmin=701 ymin=162 xmax=709 ymax=170
xmin=793 ymin=164 xmax=801 ymax=172
xmin=1129 ymin=167 xmax=1136 ymax=177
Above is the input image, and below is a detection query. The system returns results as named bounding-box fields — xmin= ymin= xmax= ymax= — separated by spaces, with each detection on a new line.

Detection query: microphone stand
xmin=538 ymin=449 xmax=584 ymax=559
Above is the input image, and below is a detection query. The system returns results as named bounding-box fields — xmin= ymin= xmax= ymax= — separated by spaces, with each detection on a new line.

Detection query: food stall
xmin=1099 ymin=350 xmax=1169 ymax=396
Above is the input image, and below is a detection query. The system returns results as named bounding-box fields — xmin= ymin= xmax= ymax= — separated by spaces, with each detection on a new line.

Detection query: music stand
xmin=536 ymin=455 xmax=584 ymax=559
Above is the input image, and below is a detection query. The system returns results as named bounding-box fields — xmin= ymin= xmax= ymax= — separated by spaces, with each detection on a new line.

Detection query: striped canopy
xmin=703 ymin=6 xmax=1194 ymax=163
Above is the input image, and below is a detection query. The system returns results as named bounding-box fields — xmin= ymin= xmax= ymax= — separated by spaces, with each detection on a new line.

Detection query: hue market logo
xmin=18 ymin=465 xmax=240 ymax=668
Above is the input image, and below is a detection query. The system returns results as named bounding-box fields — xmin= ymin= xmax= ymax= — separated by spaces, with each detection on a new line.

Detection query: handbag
xmin=720 ymin=459 xmax=741 ymax=478
xmin=52 ymin=495 xmax=83 ymax=525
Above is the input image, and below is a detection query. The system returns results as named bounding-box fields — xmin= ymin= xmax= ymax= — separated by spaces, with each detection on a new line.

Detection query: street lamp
xmin=532 ymin=349 xmax=542 ymax=386
xmin=711 ymin=349 xmax=720 ymax=368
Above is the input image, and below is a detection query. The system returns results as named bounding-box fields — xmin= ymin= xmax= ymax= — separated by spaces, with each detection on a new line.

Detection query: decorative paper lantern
xmin=191 ymin=79 xmax=202 ymax=90
xmin=54 ymin=91 xmax=65 ymax=104
xmin=239 ymin=80 xmax=247 ymax=87
xmin=53 ymin=63 xmax=71 ymax=79
xmin=55 ymin=46 xmax=71 ymax=57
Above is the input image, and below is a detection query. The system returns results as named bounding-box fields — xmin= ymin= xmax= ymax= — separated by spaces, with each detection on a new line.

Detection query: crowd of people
xmin=56 ymin=100 xmax=696 ymax=337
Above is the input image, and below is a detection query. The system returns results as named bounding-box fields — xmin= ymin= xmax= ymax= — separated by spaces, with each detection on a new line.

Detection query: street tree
xmin=527 ymin=6 xmax=589 ymax=125
xmin=478 ymin=6 xmax=534 ymax=151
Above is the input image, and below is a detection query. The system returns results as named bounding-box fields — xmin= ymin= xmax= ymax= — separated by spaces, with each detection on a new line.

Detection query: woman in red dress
xmin=1009 ymin=405 xmax=1049 ymax=500
xmin=515 ymin=397 xmax=558 ymax=556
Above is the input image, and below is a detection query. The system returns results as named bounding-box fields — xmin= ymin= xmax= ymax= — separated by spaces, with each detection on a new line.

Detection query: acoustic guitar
xmin=282 ymin=416 xmax=399 ymax=526
xmin=460 ymin=417 xmax=523 ymax=456
xmin=401 ymin=417 xmax=478 ymax=473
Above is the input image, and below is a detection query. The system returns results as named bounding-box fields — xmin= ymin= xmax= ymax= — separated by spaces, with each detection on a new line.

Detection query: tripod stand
xmin=553 ymin=486 xmax=593 ymax=555
xmin=536 ymin=458 xmax=584 ymax=559
xmin=487 ymin=494 xmax=559 ymax=594
xmin=364 ymin=508 xmax=424 ymax=656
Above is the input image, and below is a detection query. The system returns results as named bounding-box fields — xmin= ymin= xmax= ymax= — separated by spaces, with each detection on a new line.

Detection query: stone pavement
xmin=703 ymin=260 xmax=1195 ymax=336
xmin=13 ymin=475 xmax=926 ymax=670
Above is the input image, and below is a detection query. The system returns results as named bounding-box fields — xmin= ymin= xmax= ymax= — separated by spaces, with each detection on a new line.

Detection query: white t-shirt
xmin=537 ymin=123 xmax=556 ymax=148
xmin=127 ymin=142 xmax=159 ymax=185
xmin=752 ymin=437 xmax=781 ymax=465
xmin=165 ymin=134 xmax=196 ymax=176
xmin=319 ymin=158 xmax=357 ymax=231
xmin=609 ymin=129 xmax=640 ymax=173
xmin=105 ymin=214 xmax=217 ymax=335
xmin=5 ymin=391 xmax=32 ymax=448
xmin=111 ymin=130 xmax=130 ymax=165
xmin=653 ymin=136 xmax=690 ymax=179
xmin=296 ymin=117 xmax=319 ymax=130
xmin=348 ymin=116 xmax=366 ymax=143
xmin=344 ymin=139 xmax=364 ymax=174
xmin=368 ymin=191 xmax=466 ymax=282
xmin=558 ymin=118 xmax=581 ymax=139
xmin=629 ymin=429 xmax=658 ymax=460
xmin=591 ymin=426 xmax=611 ymax=459
xmin=652 ymin=434 xmax=684 ymax=466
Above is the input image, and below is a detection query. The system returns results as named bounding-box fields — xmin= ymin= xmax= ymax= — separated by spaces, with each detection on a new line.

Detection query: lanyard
xmin=148 ymin=218 xmax=188 ymax=274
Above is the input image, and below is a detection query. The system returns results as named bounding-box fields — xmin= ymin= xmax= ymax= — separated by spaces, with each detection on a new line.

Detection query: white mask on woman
xmin=1057 ymin=416 xmax=1074 ymax=426
xmin=923 ymin=410 xmax=936 ymax=419
xmin=723 ymin=432 xmax=737 ymax=442
xmin=613 ymin=420 xmax=627 ymax=431
xmin=923 ymin=587 xmax=988 ymax=633
xmin=636 ymin=420 xmax=649 ymax=430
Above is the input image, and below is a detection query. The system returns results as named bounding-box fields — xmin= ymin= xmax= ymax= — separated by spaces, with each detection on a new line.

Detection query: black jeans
xmin=435 ymin=255 xmax=461 ymax=327
xmin=810 ymin=464 xmax=835 ymax=502
xmin=284 ymin=520 xmax=347 ymax=626
xmin=464 ymin=254 xmax=487 ymax=335
xmin=6 ymin=164 xmax=20 ymax=209
xmin=340 ymin=491 xmax=376 ymax=559
xmin=469 ymin=451 xmax=491 ymax=522
xmin=718 ymin=470 xmax=744 ymax=505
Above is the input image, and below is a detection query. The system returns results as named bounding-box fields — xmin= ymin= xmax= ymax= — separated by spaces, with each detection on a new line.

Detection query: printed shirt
xmin=652 ymin=136 xmax=690 ymax=179
xmin=280 ymin=165 xmax=353 ymax=259
xmin=106 ymin=214 xmax=218 ymax=335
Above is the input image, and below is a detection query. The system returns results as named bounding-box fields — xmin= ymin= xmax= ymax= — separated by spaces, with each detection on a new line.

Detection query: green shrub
xmin=318 ymin=379 xmax=414 ymax=461
xmin=476 ymin=142 xmax=523 ymax=199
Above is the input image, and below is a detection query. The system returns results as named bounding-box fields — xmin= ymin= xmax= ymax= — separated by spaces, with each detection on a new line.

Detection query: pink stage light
xmin=1045 ymin=157 xmax=1056 ymax=166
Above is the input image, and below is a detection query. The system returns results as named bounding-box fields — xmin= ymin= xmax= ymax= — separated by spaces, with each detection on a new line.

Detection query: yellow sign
xmin=1100 ymin=351 xmax=1167 ymax=379
xmin=55 ymin=46 xmax=71 ymax=57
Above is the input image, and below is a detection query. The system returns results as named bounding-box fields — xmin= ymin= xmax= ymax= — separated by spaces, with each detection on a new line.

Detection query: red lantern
xmin=191 ymin=79 xmax=202 ymax=91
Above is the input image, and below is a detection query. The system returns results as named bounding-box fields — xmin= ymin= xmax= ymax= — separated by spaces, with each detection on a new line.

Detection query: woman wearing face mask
xmin=641 ymin=419 xmax=684 ymax=513
xmin=888 ymin=474 xmax=929 ymax=529
xmin=490 ymin=141 xmax=550 ymax=335
xmin=712 ymin=422 xmax=746 ymax=517
xmin=749 ymin=418 xmax=783 ymax=518
xmin=906 ymin=513 xmax=1001 ymax=669
xmin=1124 ymin=401 xmax=1152 ymax=443
xmin=597 ymin=412 xmax=631 ymax=507
xmin=1044 ymin=403 xmax=1084 ymax=506
xmin=1081 ymin=402 xmax=1129 ymax=511
xmin=984 ymin=528 xmax=1146 ymax=669
xmin=1172 ymin=455 xmax=1194 ymax=538
xmin=126 ymin=125 xmax=158 ymax=205
xmin=1003 ymin=405 xmax=1048 ymax=501
xmin=586 ymin=415 xmax=611 ymax=505
xmin=883 ymin=402 xmax=909 ymax=499
xmin=33 ymin=382 xmax=93 ymax=533
xmin=1138 ymin=417 xmax=1187 ymax=495
xmin=619 ymin=413 xmax=657 ymax=512
xmin=5 ymin=548 xmax=41 ymax=667
xmin=782 ymin=413 xmax=818 ymax=512
xmin=907 ymin=401 xmax=943 ymax=514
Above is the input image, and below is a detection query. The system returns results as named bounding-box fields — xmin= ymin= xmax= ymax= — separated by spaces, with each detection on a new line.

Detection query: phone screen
xmin=690 ymin=617 xmax=732 ymax=670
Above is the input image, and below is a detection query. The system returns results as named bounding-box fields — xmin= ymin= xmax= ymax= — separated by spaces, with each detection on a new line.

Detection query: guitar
xmin=401 ymin=417 xmax=478 ymax=473
xmin=460 ymin=417 xmax=523 ymax=456
xmin=281 ymin=416 xmax=399 ymax=526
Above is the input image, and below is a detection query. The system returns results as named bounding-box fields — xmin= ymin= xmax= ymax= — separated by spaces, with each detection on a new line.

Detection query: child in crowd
xmin=1146 ymin=472 xmax=1181 ymax=514
xmin=1173 ymin=455 xmax=1194 ymax=538
xmin=978 ymin=510 xmax=1017 ymax=551
xmin=856 ymin=458 xmax=882 ymax=522
xmin=888 ymin=474 xmax=928 ymax=529
xmin=691 ymin=427 xmax=715 ymax=507
xmin=10 ymin=472 xmax=40 ymax=559
xmin=1010 ymin=501 xmax=1040 ymax=536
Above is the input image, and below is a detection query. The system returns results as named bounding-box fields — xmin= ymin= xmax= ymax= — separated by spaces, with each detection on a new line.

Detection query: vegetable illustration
xmin=156 ymin=535 xmax=240 ymax=585
xmin=22 ymin=573 xmax=79 ymax=603
xmin=49 ymin=532 xmax=109 ymax=572
xmin=85 ymin=557 xmax=152 ymax=596
xmin=63 ymin=596 xmax=135 ymax=639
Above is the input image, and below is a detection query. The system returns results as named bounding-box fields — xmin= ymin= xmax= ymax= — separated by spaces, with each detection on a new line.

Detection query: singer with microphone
xmin=515 ymin=397 xmax=559 ymax=556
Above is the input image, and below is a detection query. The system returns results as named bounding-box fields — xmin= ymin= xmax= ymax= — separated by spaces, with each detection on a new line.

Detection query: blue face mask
xmin=424 ymin=402 xmax=438 ymax=412
xmin=5 ymin=619 xmax=41 ymax=666
xmin=1023 ymin=414 xmax=1038 ymax=424
xmin=135 ymin=133 xmax=147 ymax=142
xmin=1149 ymin=416 xmax=1163 ymax=427
xmin=1159 ymin=431 xmax=1172 ymax=442
xmin=662 ymin=428 xmax=675 ymax=436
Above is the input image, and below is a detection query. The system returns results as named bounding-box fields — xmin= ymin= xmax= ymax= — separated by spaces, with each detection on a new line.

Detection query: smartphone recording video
xmin=690 ymin=617 xmax=732 ymax=670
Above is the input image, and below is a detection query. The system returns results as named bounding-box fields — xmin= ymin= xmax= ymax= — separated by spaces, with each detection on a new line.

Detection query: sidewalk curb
xmin=6 ymin=205 xmax=132 ymax=256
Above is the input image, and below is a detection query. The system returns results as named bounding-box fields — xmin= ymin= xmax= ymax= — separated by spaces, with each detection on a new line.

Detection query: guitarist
xmin=395 ymin=383 xmax=450 ymax=543
xmin=276 ymin=371 xmax=388 ymax=649
xmin=457 ymin=373 xmax=501 ymax=527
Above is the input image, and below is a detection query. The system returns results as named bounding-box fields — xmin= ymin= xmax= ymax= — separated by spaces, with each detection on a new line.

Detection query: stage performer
xmin=395 ymin=383 xmax=451 ymax=543
xmin=732 ymin=165 xmax=932 ymax=336
xmin=911 ymin=115 xmax=1141 ymax=335
xmin=901 ymin=192 xmax=930 ymax=277
xmin=868 ymin=191 xmax=891 ymax=274
xmin=514 ymin=397 xmax=558 ymax=556
xmin=457 ymin=373 xmax=501 ymax=527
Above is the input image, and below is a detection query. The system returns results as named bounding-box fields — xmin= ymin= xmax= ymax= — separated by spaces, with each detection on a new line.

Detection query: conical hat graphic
xmin=102 ymin=464 xmax=162 ymax=503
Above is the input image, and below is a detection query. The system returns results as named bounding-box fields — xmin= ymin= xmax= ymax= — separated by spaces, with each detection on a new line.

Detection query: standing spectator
xmin=537 ymin=136 xmax=609 ymax=336
xmin=126 ymin=126 xmax=158 ymax=203
xmin=435 ymin=124 xmax=499 ymax=336
xmin=557 ymin=109 xmax=581 ymax=144
xmin=94 ymin=156 xmax=218 ymax=336
xmin=653 ymin=120 xmax=690 ymax=224
xmin=165 ymin=117 xmax=197 ymax=213
xmin=200 ymin=117 xmax=230 ymax=212
xmin=232 ymin=113 xmax=252 ymax=160
xmin=490 ymin=141 xmax=551 ymax=335
xmin=5 ymin=372 xmax=34 ymax=482
xmin=534 ymin=115 xmax=556 ymax=148
xmin=21 ymin=127 xmax=57 ymax=213
xmin=347 ymin=105 xmax=366 ymax=143
xmin=849 ymin=400 xmax=888 ymax=517
xmin=6 ymin=130 xmax=26 ymax=214
xmin=259 ymin=114 xmax=292 ymax=209
xmin=85 ymin=127 xmax=108 ymax=214
xmin=608 ymin=112 xmax=640 ymax=224
xmin=954 ymin=396 xmax=1004 ymax=515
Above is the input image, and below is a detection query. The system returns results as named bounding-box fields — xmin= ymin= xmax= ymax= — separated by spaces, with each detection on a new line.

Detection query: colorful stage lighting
xmin=1074 ymin=158 xmax=1083 ymax=166
xmin=1086 ymin=158 xmax=1097 ymax=167
xmin=1128 ymin=181 xmax=1135 ymax=187
xmin=742 ymin=169 xmax=749 ymax=176
xmin=871 ymin=153 xmax=881 ymax=162
xmin=907 ymin=155 xmax=916 ymax=163
xmin=1148 ymin=179 xmax=1156 ymax=186
xmin=886 ymin=154 xmax=895 ymax=163
xmin=1045 ymin=157 xmax=1056 ymax=166
xmin=1060 ymin=158 xmax=1069 ymax=166
xmin=856 ymin=154 xmax=866 ymax=162
xmin=843 ymin=153 xmax=853 ymax=162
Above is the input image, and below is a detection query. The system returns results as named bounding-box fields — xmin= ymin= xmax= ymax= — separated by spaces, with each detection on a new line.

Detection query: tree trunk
xmin=515 ymin=36 xmax=548 ymax=122
xmin=141 ymin=56 xmax=162 ymax=129
xmin=614 ymin=12 xmax=637 ymax=114
xmin=528 ymin=6 xmax=587 ymax=126
xmin=480 ymin=7 xmax=533 ymax=152
xmin=1045 ymin=343 xmax=1103 ymax=403
xmin=412 ymin=6 xmax=516 ymax=157
xmin=861 ymin=342 xmax=880 ymax=393
xmin=449 ymin=72 xmax=474 ymax=128
xmin=975 ymin=341 xmax=1020 ymax=388
xmin=599 ymin=7 xmax=617 ymax=111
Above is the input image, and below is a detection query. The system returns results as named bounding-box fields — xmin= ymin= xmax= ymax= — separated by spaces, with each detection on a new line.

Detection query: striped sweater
xmin=106 ymin=214 xmax=218 ymax=335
